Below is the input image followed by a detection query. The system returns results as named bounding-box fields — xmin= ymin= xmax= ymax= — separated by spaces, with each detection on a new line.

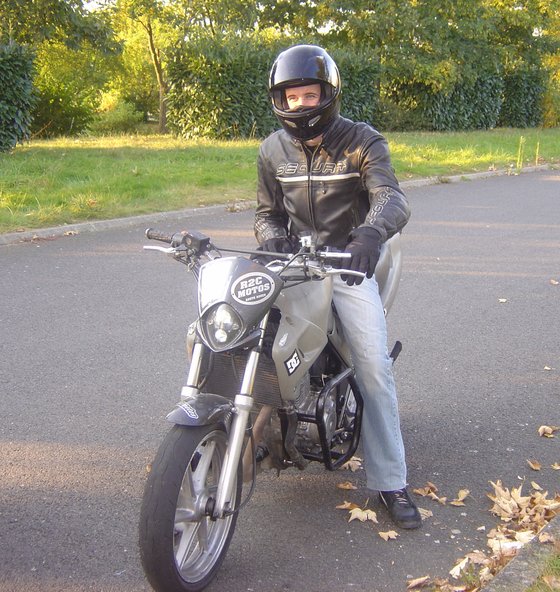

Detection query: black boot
xmin=379 ymin=488 xmax=422 ymax=530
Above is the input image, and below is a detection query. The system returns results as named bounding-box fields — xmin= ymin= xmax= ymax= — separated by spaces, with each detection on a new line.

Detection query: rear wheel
xmin=139 ymin=424 xmax=241 ymax=592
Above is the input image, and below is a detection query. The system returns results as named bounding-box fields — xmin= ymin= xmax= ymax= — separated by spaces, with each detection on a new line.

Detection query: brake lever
xmin=143 ymin=245 xmax=176 ymax=254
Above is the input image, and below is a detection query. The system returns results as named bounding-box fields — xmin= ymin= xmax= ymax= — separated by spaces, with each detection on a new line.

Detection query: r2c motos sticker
xmin=284 ymin=350 xmax=301 ymax=376
xmin=231 ymin=272 xmax=276 ymax=306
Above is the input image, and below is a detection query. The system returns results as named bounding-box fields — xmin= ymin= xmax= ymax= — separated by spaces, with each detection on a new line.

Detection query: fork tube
xmin=181 ymin=342 xmax=203 ymax=399
xmin=213 ymin=314 xmax=269 ymax=517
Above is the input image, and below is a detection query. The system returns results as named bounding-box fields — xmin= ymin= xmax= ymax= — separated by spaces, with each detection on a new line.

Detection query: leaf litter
xmin=405 ymin=479 xmax=560 ymax=590
xmin=336 ymin=428 xmax=559 ymax=590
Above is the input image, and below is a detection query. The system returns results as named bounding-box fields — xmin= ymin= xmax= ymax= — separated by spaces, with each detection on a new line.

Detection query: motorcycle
xmin=139 ymin=226 xmax=403 ymax=592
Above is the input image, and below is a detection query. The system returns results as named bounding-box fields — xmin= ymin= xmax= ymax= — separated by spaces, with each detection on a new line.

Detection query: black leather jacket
xmin=254 ymin=115 xmax=410 ymax=250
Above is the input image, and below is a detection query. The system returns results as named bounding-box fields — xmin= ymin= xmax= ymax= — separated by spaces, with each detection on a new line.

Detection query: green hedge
xmin=167 ymin=38 xmax=277 ymax=139
xmin=0 ymin=43 xmax=36 ymax=152
xmin=498 ymin=67 xmax=545 ymax=128
xmin=425 ymin=73 xmax=505 ymax=131
xmin=166 ymin=38 xmax=382 ymax=139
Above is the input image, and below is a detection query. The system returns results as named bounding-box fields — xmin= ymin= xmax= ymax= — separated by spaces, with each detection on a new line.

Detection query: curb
xmin=0 ymin=164 xmax=555 ymax=247
xmin=482 ymin=515 xmax=560 ymax=591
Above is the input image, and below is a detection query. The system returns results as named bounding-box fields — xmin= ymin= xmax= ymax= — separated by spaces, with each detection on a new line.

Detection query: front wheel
xmin=139 ymin=424 xmax=241 ymax=592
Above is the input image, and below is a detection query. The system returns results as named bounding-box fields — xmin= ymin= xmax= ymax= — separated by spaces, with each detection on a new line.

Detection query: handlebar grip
xmin=145 ymin=228 xmax=174 ymax=244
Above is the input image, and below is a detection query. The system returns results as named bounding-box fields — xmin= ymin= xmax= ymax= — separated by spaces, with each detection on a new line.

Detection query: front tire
xmin=139 ymin=424 xmax=241 ymax=592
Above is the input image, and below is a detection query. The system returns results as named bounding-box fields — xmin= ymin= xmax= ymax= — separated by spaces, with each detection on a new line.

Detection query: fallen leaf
xmin=498 ymin=298 xmax=508 ymax=303
xmin=531 ymin=481 xmax=542 ymax=491
xmin=419 ymin=507 xmax=433 ymax=520
xmin=552 ymin=463 xmax=560 ymax=470
xmin=379 ymin=530 xmax=399 ymax=541
xmin=542 ymin=575 xmax=560 ymax=590
xmin=538 ymin=425 xmax=559 ymax=437
xmin=550 ymin=279 xmax=559 ymax=285
xmin=544 ymin=366 xmax=553 ymax=371
xmin=348 ymin=507 xmax=378 ymax=523
xmin=539 ymin=532 xmax=555 ymax=544
xmin=514 ymin=530 xmax=535 ymax=544
xmin=449 ymin=556 xmax=469 ymax=578
xmin=406 ymin=575 xmax=430 ymax=589
xmin=341 ymin=456 xmax=363 ymax=472
xmin=451 ymin=489 xmax=470 ymax=506
xmin=337 ymin=481 xmax=357 ymax=490
xmin=466 ymin=550 xmax=490 ymax=565
xmin=527 ymin=459 xmax=542 ymax=471
xmin=336 ymin=501 xmax=360 ymax=511
xmin=413 ymin=482 xmax=448 ymax=504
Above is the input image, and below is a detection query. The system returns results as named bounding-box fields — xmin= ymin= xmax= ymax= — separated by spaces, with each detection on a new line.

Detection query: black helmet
xmin=269 ymin=45 xmax=341 ymax=141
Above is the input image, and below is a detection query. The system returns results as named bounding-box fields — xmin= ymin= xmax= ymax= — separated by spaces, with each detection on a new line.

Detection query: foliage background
xmin=0 ymin=0 xmax=559 ymax=150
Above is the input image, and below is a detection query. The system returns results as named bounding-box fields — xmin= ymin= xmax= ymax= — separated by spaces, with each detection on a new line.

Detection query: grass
xmin=526 ymin=550 xmax=560 ymax=591
xmin=1 ymin=128 xmax=559 ymax=233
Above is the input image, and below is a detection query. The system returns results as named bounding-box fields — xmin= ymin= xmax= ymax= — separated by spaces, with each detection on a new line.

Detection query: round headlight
xmin=202 ymin=303 xmax=244 ymax=351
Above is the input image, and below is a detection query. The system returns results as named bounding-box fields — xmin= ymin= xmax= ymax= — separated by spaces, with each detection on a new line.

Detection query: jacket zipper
xmin=305 ymin=144 xmax=321 ymax=232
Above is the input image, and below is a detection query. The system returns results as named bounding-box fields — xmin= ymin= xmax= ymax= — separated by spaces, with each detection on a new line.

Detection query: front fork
xmin=184 ymin=314 xmax=269 ymax=519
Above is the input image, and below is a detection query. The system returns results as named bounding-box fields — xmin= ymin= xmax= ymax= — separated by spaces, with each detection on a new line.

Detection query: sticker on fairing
xmin=284 ymin=350 xmax=301 ymax=376
xmin=179 ymin=401 xmax=199 ymax=420
xmin=231 ymin=272 xmax=276 ymax=306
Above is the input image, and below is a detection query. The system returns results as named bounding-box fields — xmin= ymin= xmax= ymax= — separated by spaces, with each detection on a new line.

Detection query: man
xmin=254 ymin=44 xmax=421 ymax=529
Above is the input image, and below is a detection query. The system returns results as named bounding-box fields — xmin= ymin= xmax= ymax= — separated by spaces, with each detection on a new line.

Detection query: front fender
xmin=166 ymin=393 xmax=234 ymax=427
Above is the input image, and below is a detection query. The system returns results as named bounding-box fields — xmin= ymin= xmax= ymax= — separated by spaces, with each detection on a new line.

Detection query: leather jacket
xmin=254 ymin=115 xmax=410 ymax=250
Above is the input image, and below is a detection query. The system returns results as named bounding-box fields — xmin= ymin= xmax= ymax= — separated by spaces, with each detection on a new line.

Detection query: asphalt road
xmin=1 ymin=170 xmax=559 ymax=592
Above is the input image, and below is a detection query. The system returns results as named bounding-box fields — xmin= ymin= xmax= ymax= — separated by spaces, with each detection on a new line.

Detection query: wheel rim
xmin=173 ymin=429 xmax=235 ymax=583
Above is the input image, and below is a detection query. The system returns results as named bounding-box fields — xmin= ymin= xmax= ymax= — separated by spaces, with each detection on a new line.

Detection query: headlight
xmin=201 ymin=303 xmax=244 ymax=351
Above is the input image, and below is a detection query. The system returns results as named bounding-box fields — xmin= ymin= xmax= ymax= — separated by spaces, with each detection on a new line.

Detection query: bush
xmin=89 ymin=93 xmax=144 ymax=134
xmin=167 ymin=37 xmax=278 ymax=140
xmin=0 ymin=43 xmax=36 ymax=152
xmin=385 ymin=72 xmax=504 ymax=132
xmin=166 ymin=38 xmax=382 ymax=140
xmin=31 ymin=40 xmax=109 ymax=137
xmin=425 ymin=74 xmax=504 ymax=130
xmin=498 ymin=67 xmax=546 ymax=128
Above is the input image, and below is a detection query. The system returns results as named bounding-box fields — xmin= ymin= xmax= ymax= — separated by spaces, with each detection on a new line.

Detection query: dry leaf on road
xmin=378 ymin=530 xmax=398 ymax=541
xmin=406 ymin=575 xmax=430 ymax=589
xmin=335 ymin=501 xmax=360 ymax=511
xmin=527 ymin=459 xmax=542 ymax=471
xmin=341 ymin=456 xmax=363 ymax=472
xmin=538 ymin=425 xmax=559 ymax=437
xmin=450 ymin=488 xmax=470 ymax=506
xmin=449 ymin=556 xmax=469 ymax=579
xmin=413 ymin=481 xmax=447 ymax=505
xmin=337 ymin=481 xmax=357 ymax=490
xmin=348 ymin=507 xmax=378 ymax=523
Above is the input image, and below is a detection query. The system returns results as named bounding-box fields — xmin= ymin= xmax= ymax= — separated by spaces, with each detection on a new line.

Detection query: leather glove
xmin=252 ymin=237 xmax=294 ymax=265
xmin=341 ymin=227 xmax=382 ymax=286
xmin=261 ymin=237 xmax=293 ymax=254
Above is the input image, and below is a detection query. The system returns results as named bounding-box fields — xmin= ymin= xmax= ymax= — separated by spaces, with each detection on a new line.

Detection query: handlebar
xmin=144 ymin=227 xmax=363 ymax=279
xmin=145 ymin=228 xmax=174 ymax=243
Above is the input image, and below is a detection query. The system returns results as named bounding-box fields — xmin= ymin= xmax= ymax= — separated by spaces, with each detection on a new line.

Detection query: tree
xmin=0 ymin=0 xmax=115 ymax=48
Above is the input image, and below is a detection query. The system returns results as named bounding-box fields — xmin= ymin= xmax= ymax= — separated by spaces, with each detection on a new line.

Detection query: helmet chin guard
xmin=269 ymin=45 xmax=341 ymax=141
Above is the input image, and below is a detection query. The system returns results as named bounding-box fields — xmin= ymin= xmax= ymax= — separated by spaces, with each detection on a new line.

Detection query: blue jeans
xmin=332 ymin=275 xmax=407 ymax=491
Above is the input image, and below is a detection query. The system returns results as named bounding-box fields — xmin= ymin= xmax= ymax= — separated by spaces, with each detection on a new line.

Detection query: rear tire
xmin=139 ymin=424 xmax=241 ymax=592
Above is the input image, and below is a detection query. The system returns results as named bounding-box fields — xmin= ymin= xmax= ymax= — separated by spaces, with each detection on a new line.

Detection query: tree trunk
xmin=144 ymin=17 xmax=167 ymax=134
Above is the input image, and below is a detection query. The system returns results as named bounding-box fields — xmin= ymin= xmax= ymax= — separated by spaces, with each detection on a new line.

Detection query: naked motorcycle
xmin=139 ymin=227 xmax=403 ymax=592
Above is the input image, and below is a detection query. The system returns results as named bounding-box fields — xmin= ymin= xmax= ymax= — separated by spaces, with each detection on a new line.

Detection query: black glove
xmin=341 ymin=227 xmax=382 ymax=286
xmin=252 ymin=237 xmax=294 ymax=265
xmin=261 ymin=237 xmax=294 ymax=255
